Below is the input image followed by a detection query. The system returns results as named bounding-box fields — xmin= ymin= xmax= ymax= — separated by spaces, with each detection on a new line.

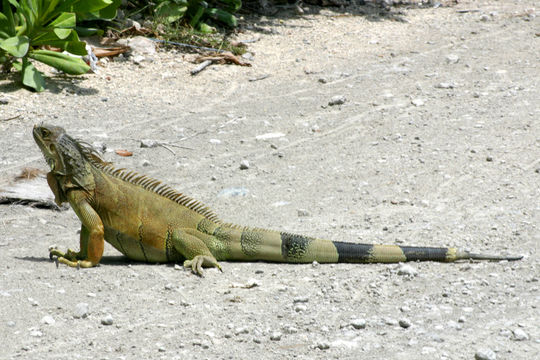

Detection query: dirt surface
xmin=1 ymin=1 xmax=539 ymax=359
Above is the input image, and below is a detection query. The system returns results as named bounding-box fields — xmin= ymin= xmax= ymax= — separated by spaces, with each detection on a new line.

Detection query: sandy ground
xmin=0 ymin=1 xmax=539 ymax=359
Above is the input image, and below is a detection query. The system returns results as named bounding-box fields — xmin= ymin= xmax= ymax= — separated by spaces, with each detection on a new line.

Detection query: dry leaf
xmin=92 ymin=46 xmax=129 ymax=58
xmin=115 ymin=149 xmax=133 ymax=157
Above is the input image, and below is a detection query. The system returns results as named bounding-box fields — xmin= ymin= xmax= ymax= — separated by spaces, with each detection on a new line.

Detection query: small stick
xmin=1 ymin=114 xmax=21 ymax=122
xmin=191 ymin=60 xmax=213 ymax=75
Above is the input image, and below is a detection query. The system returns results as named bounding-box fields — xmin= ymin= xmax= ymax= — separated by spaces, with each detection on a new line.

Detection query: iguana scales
xmin=33 ymin=124 xmax=523 ymax=275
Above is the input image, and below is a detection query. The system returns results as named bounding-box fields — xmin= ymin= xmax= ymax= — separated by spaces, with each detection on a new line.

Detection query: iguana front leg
xmin=171 ymin=229 xmax=222 ymax=276
xmin=50 ymin=191 xmax=104 ymax=268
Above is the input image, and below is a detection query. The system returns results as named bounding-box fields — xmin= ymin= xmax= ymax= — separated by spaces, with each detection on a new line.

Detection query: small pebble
xmin=174 ymin=264 xmax=182 ymax=270
xmin=318 ymin=78 xmax=327 ymax=84
xmin=397 ymin=264 xmax=418 ymax=277
xmin=293 ymin=296 xmax=309 ymax=303
xmin=297 ymin=209 xmax=311 ymax=217
xmin=445 ymin=54 xmax=460 ymax=64
xmin=30 ymin=329 xmax=43 ymax=337
xmin=282 ymin=325 xmax=298 ymax=334
xmin=294 ymin=304 xmax=307 ymax=312
xmin=270 ymin=332 xmax=282 ymax=341
xmin=0 ymin=98 xmax=8 ymax=105
xmin=399 ymin=319 xmax=412 ymax=328
xmin=255 ymin=132 xmax=285 ymax=141
xmin=234 ymin=326 xmax=249 ymax=335
xmin=140 ymin=139 xmax=159 ymax=148
xmin=28 ymin=298 xmax=38 ymax=306
xmin=239 ymin=160 xmax=250 ymax=170
xmin=317 ymin=341 xmax=330 ymax=350
xmin=411 ymin=98 xmax=425 ymax=107
xmin=74 ymin=303 xmax=89 ymax=319
xmin=435 ymin=82 xmax=455 ymax=89
xmin=311 ymin=261 xmax=319 ymax=268
xmin=512 ymin=328 xmax=529 ymax=341
xmin=475 ymin=348 xmax=497 ymax=360
xmin=351 ymin=318 xmax=366 ymax=329
xmin=41 ymin=315 xmax=55 ymax=325
xmin=101 ymin=314 xmax=114 ymax=326
xmin=486 ymin=156 xmax=493 ymax=162
xmin=132 ymin=54 xmax=146 ymax=65
xmin=328 ymin=95 xmax=346 ymax=106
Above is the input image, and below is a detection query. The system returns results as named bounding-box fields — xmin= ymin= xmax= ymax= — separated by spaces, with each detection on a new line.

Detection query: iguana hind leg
xmin=171 ymin=229 xmax=222 ymax=276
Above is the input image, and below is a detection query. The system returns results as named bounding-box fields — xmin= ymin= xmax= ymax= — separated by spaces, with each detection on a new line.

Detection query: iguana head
xmin=33 ymin=124 xmax=97 ymax=191
xmin=33 ymin=124 xmax=69 ymax=175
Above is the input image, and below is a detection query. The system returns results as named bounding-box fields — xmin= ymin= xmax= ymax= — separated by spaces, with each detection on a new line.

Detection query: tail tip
xmin=461 ymin=251 xmax=524 ymax=262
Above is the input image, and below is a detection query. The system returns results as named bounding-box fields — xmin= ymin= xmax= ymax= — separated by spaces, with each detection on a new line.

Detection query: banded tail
xmin=217 ymin=225 xmax=523 ymax=263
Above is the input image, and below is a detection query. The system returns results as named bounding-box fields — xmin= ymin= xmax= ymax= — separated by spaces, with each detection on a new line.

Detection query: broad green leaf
xmin=53 ymin=27 xmax=71 ymax=39
xmin=206 ymin=8 xmax=237 ymax=27
xmin=155 ymin=2 xmax=187 ymax=24
xmin=47 ymin=12 xmax=76 ymax=29
xmin=29 ymin=49 xmax=89 ymax=75
xmin=78 ymin=0 xmax=120 ymax=21
xmin=0 ymin=35 xmax=29 ymax=57
xmin=32 ymin=29 xmax=87 ymax=55
xmin=22 ymin=58 xmax=45 ymax=92
xmin=57 ymin=0 xmax=113 ymax=14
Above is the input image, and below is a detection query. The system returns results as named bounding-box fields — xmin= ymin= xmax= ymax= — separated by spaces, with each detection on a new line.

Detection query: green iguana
xmin=33 ymin=124 xmax=523 ymax=275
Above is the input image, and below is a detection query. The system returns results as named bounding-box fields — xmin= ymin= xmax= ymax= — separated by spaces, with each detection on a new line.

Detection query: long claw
xmin=183 ymin=255 xmax=222 ymax=276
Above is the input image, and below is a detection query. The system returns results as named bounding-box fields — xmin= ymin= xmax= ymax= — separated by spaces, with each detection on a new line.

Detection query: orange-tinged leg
xmin=49 ymin=193 xmax=105 ymax=269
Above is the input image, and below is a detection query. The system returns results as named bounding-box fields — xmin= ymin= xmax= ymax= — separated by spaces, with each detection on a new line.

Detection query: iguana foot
xmin=184 ymin=255 xmax=223 ymax=276
xmin=49 ymin=247 xmax=80 ymax=261
xmin=49 ymin=247 xmax=96 ymax=268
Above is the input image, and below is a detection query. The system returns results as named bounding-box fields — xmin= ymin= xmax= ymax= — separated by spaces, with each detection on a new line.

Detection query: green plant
xmin=0 ymin=0 xmax=118 ymax=92
xmin=155 ymin=0 xmax=241 ymax=33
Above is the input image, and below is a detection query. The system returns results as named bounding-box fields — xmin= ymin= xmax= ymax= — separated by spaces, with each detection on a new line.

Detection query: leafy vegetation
xmin=153 ymin=0 xmax=241 ymax=32
xmin=0 ymin=0 xmax=120 ymax=91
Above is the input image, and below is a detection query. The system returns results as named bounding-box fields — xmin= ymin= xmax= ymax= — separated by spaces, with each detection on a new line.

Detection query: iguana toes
xmin=33 ymin=124 xmax=523 ymax=276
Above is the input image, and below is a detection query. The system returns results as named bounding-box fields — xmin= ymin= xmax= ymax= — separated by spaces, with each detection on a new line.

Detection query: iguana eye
xmin=41 ymin=128 xmax=50 ymax=138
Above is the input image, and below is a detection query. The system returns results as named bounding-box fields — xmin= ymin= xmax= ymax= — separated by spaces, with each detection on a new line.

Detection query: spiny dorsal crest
xmin=77 ymin=141 xmax=221 ymax=223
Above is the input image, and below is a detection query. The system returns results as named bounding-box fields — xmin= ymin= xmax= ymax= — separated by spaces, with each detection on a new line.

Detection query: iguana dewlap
xmin=33 ymin=124 xmax=523 ymax=275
